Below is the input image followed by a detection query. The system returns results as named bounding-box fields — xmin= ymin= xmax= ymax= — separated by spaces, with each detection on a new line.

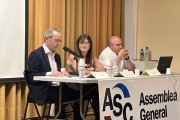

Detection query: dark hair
xmin=75 ymin=34 xmax=93 ymax=66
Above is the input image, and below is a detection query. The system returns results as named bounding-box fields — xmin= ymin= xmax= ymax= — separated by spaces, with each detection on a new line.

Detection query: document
xmin=86 ymin=72 xmax=110 ymax=79
xmin=115 ymin=71 xmax=136 ymax=77
xmin=141 ymin=69 xmax=162 ymax=76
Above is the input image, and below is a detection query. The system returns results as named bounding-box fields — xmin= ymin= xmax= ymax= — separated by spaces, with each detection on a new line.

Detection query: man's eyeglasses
xmin=54 ymin=39 xmax=62 ymax=43
xmin=79 ymin=42 xmax=90 ymax=45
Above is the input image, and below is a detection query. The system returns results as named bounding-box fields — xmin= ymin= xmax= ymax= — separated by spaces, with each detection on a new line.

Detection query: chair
xmin=82 ymin=85 xmax=97 ymax=119
xmin=84 ymin=99 xmax=95 ymax=118
xmin=23 ymin=70 xmax=52 ymax=120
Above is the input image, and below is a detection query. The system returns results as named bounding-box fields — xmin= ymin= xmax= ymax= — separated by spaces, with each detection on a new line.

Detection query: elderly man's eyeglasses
xmin=79 ymin=42 xmax=90 ymax=45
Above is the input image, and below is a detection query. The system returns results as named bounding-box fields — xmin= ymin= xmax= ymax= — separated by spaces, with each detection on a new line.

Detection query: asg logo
xmin=103 ymin=83 xmax=133 ymax=120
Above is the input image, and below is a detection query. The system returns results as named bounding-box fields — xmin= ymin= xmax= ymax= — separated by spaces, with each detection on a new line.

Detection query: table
xmin=33 ymin=76 xmax=97 ymax=120
xmin=34 ymin=74 xmax=180 ymax=120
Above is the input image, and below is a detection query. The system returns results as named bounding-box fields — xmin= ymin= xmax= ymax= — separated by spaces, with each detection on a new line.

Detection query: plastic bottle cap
xmin=106 ymin=59 xmax=111 ymax=66
xmin=79 ymin=58 xmax=85 ymax=66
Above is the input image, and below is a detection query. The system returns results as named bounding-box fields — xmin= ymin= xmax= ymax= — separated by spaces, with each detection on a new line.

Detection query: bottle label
xmin=79 ymin=66 xmax=85 ymax=70
xmin=112 ymin=66 xmax=117 ymax=69
xmin=106 ymin=66 xmax=112 ymax=77
xmin=79 ymin=66 xmax=85 ymax=79
xmin=106 ymin=66 xmax=111 ymax=70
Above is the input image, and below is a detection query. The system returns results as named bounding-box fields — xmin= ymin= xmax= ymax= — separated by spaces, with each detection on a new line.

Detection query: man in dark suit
xmin=28 ymin=28 xmax=69 ymax=119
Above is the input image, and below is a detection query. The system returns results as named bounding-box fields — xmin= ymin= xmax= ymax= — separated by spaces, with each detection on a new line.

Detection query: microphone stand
xmin=69 ymin=55 xmax=79 ymax=76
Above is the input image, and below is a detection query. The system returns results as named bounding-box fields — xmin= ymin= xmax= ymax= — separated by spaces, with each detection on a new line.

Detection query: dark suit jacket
xmin=28 ymin=46 xmax=61 ymax=105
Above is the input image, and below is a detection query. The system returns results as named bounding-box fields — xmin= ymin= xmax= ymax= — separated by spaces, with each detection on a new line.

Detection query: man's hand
xmin=61 ymin=71 xmax=69 ymax=76
xmin=52 ymin=71 xmax=69 ymax=77
xmin=117 ymin=48 xmax=129 ymax=62
xmin=123 ymin=49 xmax=129 ymax=59
xmin=117 ymin=48 xmax=126 ymax=58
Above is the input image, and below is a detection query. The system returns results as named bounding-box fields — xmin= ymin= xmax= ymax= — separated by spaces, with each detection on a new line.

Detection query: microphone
xmin=63 ymin=46 xmax=80 ymax=58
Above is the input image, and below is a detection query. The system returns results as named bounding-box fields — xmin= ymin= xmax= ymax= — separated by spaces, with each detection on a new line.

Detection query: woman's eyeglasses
xmin=79 ymin=42 xmax=89 ymax=45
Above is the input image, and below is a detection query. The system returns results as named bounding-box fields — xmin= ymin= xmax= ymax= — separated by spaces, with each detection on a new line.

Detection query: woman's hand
xmin=86 ymin=67 xmax=95 ymax=71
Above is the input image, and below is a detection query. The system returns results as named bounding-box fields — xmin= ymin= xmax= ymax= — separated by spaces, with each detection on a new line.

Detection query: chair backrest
xmin=23 ymin=70 xmax=31 ymax=89
xmin=23 ymin=69 xmax=35 ymax=101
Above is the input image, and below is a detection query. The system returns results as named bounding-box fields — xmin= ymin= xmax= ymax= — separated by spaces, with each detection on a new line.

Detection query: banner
xmin=98 ymin=75 xmax=180 ymax=120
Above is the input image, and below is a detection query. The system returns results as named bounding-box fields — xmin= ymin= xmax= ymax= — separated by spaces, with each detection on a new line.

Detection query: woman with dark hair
xmin=66 ymin=34 xmax=105 ymax=120
xmin=66 ymin=34 xmax=105 ymax=74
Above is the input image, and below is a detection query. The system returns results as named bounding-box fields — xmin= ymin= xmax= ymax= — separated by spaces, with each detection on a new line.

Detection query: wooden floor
xmin=48 ymin=112 xmax=95 ymax=120
xmin=66 ymin=113 xmax=95 ymax=120
xmin=47 ymin=102 xmax=95 ymax=120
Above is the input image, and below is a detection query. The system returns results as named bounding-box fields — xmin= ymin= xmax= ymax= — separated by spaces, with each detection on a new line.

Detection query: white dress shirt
xmin=99 ymin=47 xmax=134 ymax=72
xmin=43 ymin=43 xmax=59 ymax=86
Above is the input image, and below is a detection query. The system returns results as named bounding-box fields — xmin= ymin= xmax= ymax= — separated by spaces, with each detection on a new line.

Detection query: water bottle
xmin=145 ymin=47 xmax=149 ymax=61
xmin=79 ymin=58 xmax=85 ymax=79
xmin=140 ymin=49 xmax=144 ymax=61
xmin=112 ymin=58 xmax=118 ymax=77
xmin=106 ymin=59 xmax=112 ymax=77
